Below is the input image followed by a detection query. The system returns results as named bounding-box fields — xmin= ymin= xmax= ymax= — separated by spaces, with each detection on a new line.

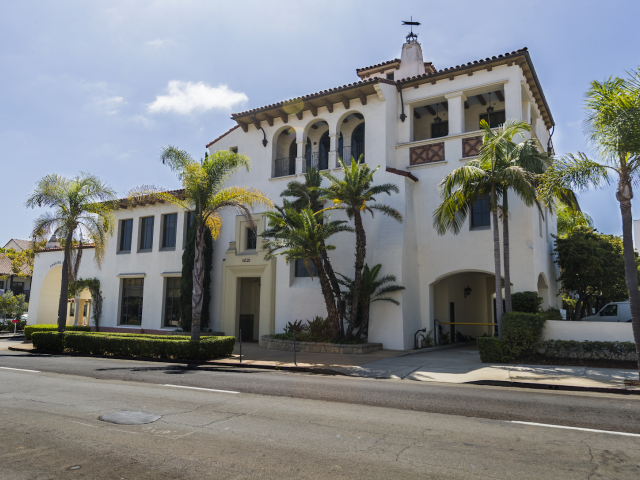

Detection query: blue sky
xmin=1 ymin=0 xmax=639 ymax=243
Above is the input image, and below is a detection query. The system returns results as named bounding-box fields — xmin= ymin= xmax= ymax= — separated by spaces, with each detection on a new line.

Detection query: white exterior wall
xmin=543 ymin=320 xmax=635 ymax=343
xmin=27 ymin=50 xmax=558 ymax=349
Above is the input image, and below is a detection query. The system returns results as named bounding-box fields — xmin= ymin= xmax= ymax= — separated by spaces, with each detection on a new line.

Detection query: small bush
xmin=421 ymin=329 xmax=434 ymax=348
xmin=511 ymin=291 xmax=543 ymax=313
xmin=283 ymin=320 xmax=305 ymax=334
xmin=477 ymin=337 xmax=507 ymax=363
xmin=32 ymin=332 xmax=65 ymax=351
xmin=24 ymin=324 xmax=91 ymax=340
xmin=539 ymin=306 xmax=563 ymax=321
xmin=306 ymin=316 xmax=331 ymax=340
xmin=540 ymin=340 xmax=637 ymax=362
xmin=502 ymin=311 xmax=546 ymax=358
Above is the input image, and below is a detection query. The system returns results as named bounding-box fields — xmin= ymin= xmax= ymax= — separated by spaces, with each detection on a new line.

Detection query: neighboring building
xmin=27 ymin=33 xmax=560 ymax=349
xmin=1 ymin=239 xmax=33 ymax=301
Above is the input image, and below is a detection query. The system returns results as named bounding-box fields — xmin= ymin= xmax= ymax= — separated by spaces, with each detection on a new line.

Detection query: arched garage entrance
xmin=431 ymin=270 xmax=504 ymax=341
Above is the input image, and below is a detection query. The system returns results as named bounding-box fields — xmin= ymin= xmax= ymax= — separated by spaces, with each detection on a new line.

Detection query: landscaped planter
xmin=259 ymin=335 xmax=382 ymax=354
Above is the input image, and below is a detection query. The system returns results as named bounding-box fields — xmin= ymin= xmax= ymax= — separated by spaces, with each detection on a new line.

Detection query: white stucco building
xmin=28 ymin=34 xmax=560 ymax=350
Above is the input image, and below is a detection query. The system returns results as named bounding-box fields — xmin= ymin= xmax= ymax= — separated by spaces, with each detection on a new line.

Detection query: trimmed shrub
xmin=502 ymin=311 xmax=546 ymax=358
xmin=539 ymin=307 xmax=563 ymax=321
xmin=477 ymin=337 xmax=507 ymax=363
xmin=25 ymin=324 xmax=91 ymax=340
xmin=511 ymin=291 xmax=543 ymax=313
xmin=32 ymin=332 xmax=65 ymax=351
xmin=540 ymin=340 xmax=637 ymax=362
xmin=61 ymin=332 xmax=235 ymax=360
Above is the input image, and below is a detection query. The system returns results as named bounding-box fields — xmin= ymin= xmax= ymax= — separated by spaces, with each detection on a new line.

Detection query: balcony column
xmin=295 ymin=129 xmax=306 ymax=174
xmin=329 ymin=133 xmax=339 ymax=168
xmin=444 ymin=91 xmax=467 ymax=135
xmin=73 ymin=297 xmax=80 ymax=326
xmin=504 ymin=80 xmax=523 ymax=122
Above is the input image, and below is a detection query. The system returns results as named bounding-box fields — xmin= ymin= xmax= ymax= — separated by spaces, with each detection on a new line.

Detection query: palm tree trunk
xmin=502 ymin=192 xmax=512 ymax=313
xmin=191 ymin=221 xmax=205 ymax=342
xmin=320 ymin=247 xmax=343 ymax=337
xmin=311 ymin=257 xmax=340 ymax=340
xmin=56 ymin=230 xmax=74 ymax=333
xmin=347 ymin=210 xmax=366 ymax=338
xmin=354 ymin=300 xmax=370 ymax=339
xmin=492 ymin=209 xmax=504 ymax=339
xmin=617 ymin=189 xmax=640 ymax=375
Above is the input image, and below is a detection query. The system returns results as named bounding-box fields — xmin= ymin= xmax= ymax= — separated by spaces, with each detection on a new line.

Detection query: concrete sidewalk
xmin=335 ymin=345 xmax=640 ymax=391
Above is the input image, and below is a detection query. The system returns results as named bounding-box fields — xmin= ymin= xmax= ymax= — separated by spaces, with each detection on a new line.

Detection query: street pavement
xmin=1 ymin=364 xmax=640 ymax=479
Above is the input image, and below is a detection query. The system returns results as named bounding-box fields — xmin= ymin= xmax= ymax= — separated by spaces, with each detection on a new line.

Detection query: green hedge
xmin=502 ymin=311 xmax=547 ymax=358
xmin=477 ymin=337 xmax=507 ymax=363
xmin=31 ymin=332 xmax=235 ymax=360
xmin=25 ymin=324 xmax=91 ymax=340
xmin=540 ymin=340 xmax=637 ymax=362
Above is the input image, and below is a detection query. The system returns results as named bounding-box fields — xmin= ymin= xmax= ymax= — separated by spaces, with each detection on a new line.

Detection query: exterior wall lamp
xmin=464 ymin=286 xmax=472 ymax=298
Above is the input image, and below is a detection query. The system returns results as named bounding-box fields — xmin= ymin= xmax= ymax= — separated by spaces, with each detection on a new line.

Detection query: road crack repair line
xmin=161 ymin=384 xmax=239 ymax=394
xmin=0 ymin=367 xmax=40 ymax=373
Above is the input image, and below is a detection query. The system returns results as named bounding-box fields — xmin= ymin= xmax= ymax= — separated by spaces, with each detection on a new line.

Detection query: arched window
xmin=319 ymin=132 xmax=330 ymax=170
xmin=352 ymin=123 xmax=365 ymax=163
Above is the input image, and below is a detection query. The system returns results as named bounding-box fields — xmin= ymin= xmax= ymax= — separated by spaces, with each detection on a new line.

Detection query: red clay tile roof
xmin=231 ymin=77 xmax=396 ymax=119
xmin=356 ymin=58 xmax=401 ymax=73
xmin=386 ymin=167 xmax=418 ymax=183
xmin=206 ymin=124 xmax=240 ymax=148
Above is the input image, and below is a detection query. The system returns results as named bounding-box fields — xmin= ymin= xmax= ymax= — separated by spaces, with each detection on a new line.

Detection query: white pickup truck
xmin=581 ymin=301 xmax=631 ymax=322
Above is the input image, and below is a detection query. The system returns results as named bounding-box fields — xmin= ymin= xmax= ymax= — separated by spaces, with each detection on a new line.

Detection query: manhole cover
xmin=99 ymin=411 xmax=161 ymax=425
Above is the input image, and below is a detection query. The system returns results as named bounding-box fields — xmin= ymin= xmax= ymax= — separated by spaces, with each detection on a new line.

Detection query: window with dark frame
xmin=479 ymin=110 xmax=506 ymax=129
xmin=120 ymin=278 xmax=144 ymax=325
xmin=83 ymin=302 xmax=88 ymax=316
xmin=69 ymin=302 xmax=75 ymax=317
xmin=386 ymin=72 xmax=394 ymax=80
xmin=139 ymin=217 xmax=154 ymax=250
xmin=295 ymin=259 xmax=318 ymax=278
xmin=246 ymin=228 xmax=257 ymax=250
xmin=471 ymin=195 xmax=491 ymax=227
xmin=162 ymin=214 xmax=177 ymax=249
xmin=0 ymin=280 xmax=4 ymax=290
xmin=119 ymin=219 xmax=133 ymax=252
xmin=164 ymin=277 xmax=181 ymax=327
xmin=431 ymin=121 xmax=449 ymax=139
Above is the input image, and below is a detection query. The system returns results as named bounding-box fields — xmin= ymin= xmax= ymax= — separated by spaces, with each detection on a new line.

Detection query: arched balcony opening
xmin=304 ymin=120 xmax=329 ymax=172
xmin=336 ymin=113 xmax=364 ymax=166
xmin=273 ymin=128 xmax=297 ymax=178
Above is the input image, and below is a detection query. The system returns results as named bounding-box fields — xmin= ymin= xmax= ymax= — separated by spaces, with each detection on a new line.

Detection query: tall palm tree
xmin=130 ymin=147 xmax=272 ymax=341
xmin=281 ymin=168 xmax=344 ymax=333
xmin=477 ymin=120 xmax=555 ymax=312
xmin=336 ymin=263 xmax=405 ymax=338
xmin=539 ymin=69 xmax=640 ymax=373
xmin=433 ymin=121 xmax=541 ymax=338
xmin=320 ymin=158 xmax=403 ymax=337
xmin=25 ymin=173 xmax=118 ymax=332
xmin=262 ymin=202 xmax=354 ymax=340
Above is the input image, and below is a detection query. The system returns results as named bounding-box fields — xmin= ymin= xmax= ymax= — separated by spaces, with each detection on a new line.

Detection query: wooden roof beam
xmin=425 ymin=105 xmax=436 ymax=115
xmin=441 ymin=102 xmax=448 ymax=111
xmin=495 ymin=90 xmax=504 ymax=102
xmin=476 ymin=95 xmax=486 ymax=106
xmin=338 ymin=94 xmax=350 ymax=109
xmin=305 ymin=102 xmax=318 ymax=117
xmin=236 ymin=121 xmax=248 ymax=133
xmin=464 ymin=101 xmax=469 ymax=109
xmin=357 ymin=89 xmax=367 ymax=106
xmin=413 ymin=109 xmax=421 ymax=119
xmin=276 ymin=109 xmax=288 ymax=124
xmin=263 ymin=114 xmax=274 ymax=127
xmin=295 ymin=111 xmax=303 ymax=120
xmin=322 ymin=98 xmax=333 ymax=113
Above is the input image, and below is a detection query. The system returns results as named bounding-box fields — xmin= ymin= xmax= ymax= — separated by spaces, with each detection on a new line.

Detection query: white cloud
xmin=95 ymin=96 xmax=125 ymax=115
xmin=147 ymin=81 xmax=248 ymax=115
xmin=146 ymin=38 xmax=174 ymax=47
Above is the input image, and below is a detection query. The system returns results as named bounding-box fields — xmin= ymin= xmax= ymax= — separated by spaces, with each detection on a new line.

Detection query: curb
xmin=6 ymin=346 xmax=348 ymax=375
xmin=465 ymin=379 xmax=640 ymax=395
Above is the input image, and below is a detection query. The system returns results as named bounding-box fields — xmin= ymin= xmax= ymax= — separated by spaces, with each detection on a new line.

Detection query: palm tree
xmin=433 ymin=120 xmax=542 ymax=339
xmin=477 ymin=120 xmax=555 ymax=312
xmin=539 ymin=69 xmax=640 ymax=373
xmin=262 ymin=202 xmax=354 ymax=340
xmin=25 ymin=173 xmax=118 ymax=332
xmin=281 ymin=167 xmax=344 ymax=333
xmin=130 ymin=147 xmax=272 ymax=341
xmin=336 ymin=263 xmax=405 ymax=338
xmin=320 ymin=158 xmax=403 ymax=338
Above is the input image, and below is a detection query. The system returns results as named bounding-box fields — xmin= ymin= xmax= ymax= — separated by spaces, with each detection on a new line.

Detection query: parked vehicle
xmin=581 ymin=301 xmax=631 ymax=322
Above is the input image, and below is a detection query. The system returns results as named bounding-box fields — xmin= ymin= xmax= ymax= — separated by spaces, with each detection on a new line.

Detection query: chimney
xmin=395 ymin=35 xmax=425 ymax=81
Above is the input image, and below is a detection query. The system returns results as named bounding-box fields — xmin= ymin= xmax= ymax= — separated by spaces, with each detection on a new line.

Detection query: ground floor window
xmin=121 ymin=278 xmax=144 ymax=325
xmin=164 ymin=277 xmax=181 ymax=327
xmin=295 ymin=259 xmax=318 ymax=278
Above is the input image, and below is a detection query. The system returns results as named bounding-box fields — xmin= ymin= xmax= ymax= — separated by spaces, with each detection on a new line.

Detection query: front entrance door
xmin=239 ymin=315 xmax=254 ymax=341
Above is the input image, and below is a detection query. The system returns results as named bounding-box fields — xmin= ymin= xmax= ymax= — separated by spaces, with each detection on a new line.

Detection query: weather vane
xmin=402 ymin=17 xmax=420 ymax=42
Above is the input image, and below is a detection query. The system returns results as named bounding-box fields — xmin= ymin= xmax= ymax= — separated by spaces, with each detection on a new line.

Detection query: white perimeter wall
xmin=543 ymin=320 xmax=635 ymax=343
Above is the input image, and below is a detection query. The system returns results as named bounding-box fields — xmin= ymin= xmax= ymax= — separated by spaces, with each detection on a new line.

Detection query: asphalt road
xmin=2 ymin=339 xmax=640 ymax=435
xmin=2 ymin=361 xmax=640 ymax=479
